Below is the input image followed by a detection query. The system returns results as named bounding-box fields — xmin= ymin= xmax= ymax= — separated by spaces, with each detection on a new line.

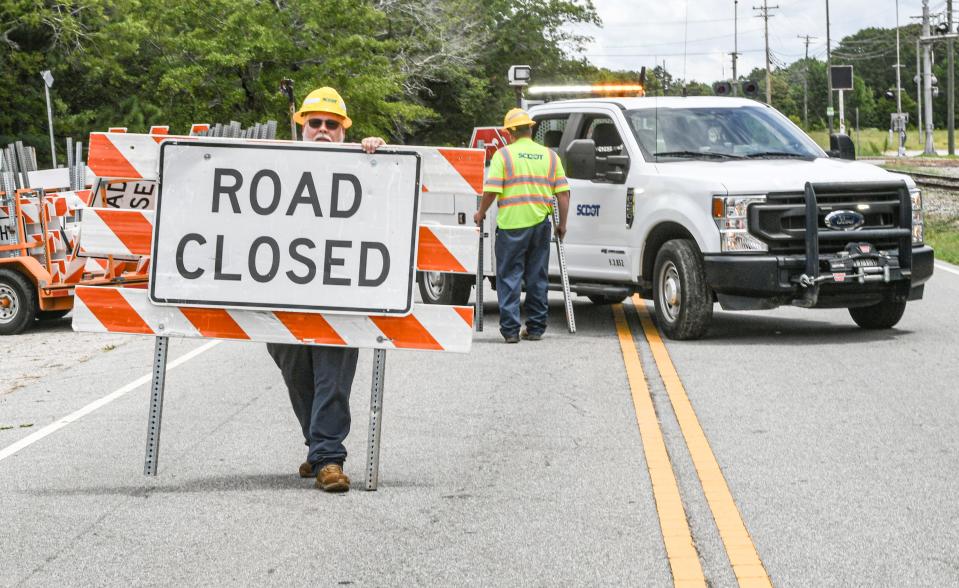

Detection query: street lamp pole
xmin=41 ymin=71 xmax=56 ymax=168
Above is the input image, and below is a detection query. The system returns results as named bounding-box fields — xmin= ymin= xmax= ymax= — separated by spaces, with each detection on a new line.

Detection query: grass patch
xmin=806 ymin=128 xmax=959 ymax=156
xmin=926 ymin=217 xmax=959 ymax=265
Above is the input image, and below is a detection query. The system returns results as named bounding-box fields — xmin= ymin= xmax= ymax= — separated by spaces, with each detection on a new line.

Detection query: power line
xmin=596 ymin=28 xmax=764 ymax=50
xmin=584 ymin=49 xmax=765 ymax=58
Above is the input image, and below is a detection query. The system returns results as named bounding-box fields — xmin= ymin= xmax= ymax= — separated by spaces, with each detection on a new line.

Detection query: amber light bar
xmin=527 ymin=84 xmax=645 ymax=96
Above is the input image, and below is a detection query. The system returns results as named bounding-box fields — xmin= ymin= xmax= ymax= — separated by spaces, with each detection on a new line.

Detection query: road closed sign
xmin=150 ymin=141 xmax=421 ymax=315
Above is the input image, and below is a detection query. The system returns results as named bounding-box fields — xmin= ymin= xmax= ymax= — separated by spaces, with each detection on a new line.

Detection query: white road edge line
xmin=935 ymin=262 xmax=959 ymax=277
xmin=0 ymin=340 xmax=221 ymax=463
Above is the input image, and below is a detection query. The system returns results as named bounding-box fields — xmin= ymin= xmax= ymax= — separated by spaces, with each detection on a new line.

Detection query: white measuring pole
xmin=475 ymin=195 xmax=485 ymax=332
xmin=552 ymin=200 xmax=576 ymax=333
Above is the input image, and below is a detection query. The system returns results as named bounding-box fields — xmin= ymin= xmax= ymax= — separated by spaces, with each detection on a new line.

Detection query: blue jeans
xmin=266 ymin=343 xmax=358 ymax=467
xmin=495 ymin=218 xmax=551 ymax=338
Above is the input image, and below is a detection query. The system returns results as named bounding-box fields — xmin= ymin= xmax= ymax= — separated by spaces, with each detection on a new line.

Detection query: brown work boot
xmin=315 ymin=463 xmax=350 ymax=493
xmin=298 ymin=461 xmax=314 ymax=478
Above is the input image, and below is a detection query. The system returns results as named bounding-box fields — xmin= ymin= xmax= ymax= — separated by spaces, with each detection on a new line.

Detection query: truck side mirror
xmin=564 ymin=139 xmax=596 ymax=179
xmin=828 ymin=134 xmax=855 ymax=160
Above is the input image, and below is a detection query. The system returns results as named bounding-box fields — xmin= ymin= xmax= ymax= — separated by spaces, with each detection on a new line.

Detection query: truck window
xmin=573 ymin=115 xmax=630 ymax=182
xmin=533 ymin=115 xmax=570 ymax=150
xmin=579 ymin=116 xmax=624 ymax=156
xmin=627 ymin=106 xmax=823 ymax=160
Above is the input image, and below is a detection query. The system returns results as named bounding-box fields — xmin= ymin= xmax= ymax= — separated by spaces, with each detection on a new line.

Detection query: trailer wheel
xmin=37 ymin=309 xmax=71 ymax=321
xmin=0 ymin=268 xmax=38 ymax=336
xmin=652 ymin=239 xmax=713 ymax=340
xmin=417 ymin=271 xmax=473 ymax=306
xmin=848 ymin=299 xmax=906 ymax=329
xmin=587 ymin=294 xmax=627 ymax=305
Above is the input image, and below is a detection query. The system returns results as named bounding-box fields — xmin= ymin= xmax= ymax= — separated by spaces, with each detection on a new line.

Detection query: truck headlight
xmin=713 ymin=195 xmax=768 ymax=252
xmin=910 ymin=189 xmax=923 ymax=245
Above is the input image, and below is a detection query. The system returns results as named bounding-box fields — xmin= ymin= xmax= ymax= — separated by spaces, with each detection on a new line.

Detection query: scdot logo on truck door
xmin=576 ymin=204 xmax=600 ymax=217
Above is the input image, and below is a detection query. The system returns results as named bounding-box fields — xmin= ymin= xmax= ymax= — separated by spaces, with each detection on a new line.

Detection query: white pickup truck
xmin=417 ymin=96 xmax=934 ymax=339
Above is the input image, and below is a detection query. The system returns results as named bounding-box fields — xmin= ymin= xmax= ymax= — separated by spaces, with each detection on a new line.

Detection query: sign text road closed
xmin=150 ymin=141 xmax=421 ymax=315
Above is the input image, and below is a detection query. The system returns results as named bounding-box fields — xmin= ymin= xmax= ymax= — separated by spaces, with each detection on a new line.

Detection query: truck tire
xmin=848 ymin=299 xmax=907 ymax=329
xmin=0 ymin=268 xmax=38 ymax=336
xmin=417 ymin=271 xmax=473 ymax=306
xmin=652 ymin=239 xmax=713 ymax=340
xmin=587 ymin=294 xmax=627 ymax=305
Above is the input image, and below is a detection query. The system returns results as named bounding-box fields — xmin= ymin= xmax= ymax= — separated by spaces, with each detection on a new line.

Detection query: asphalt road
xmin=1 ymin=261 xmax=958 ymax=586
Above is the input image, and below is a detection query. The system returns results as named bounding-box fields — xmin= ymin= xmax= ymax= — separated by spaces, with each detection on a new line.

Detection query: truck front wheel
xmin=652 ymin=240 xmax=713 ymax=340
xmin=0 ymin=268 xmax=38 ymax=336
xmin=417 ymin=271 xmax=473 ymax=306
xmin=848 ymin=299 xmax=906 ymax=329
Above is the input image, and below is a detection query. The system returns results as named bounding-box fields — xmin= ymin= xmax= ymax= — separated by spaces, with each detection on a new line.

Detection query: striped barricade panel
xmin=87 ymin=134 xmax=485 ymax=196
xmin=72 ymin=286 xmax=474 ymax=353
xmin=77 ymin=208 xmax=479 ymax=274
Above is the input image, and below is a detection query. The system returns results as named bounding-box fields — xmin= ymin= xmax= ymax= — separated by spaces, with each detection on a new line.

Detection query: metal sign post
xmin=829 ymin=65 xmax=853 ymax=136
xmin=143 ymin=336 xmax=169 ymax=476
xmin=365 ymin=349 xmax=387 ymax=490
xmin=838 ymin=90 xmax=846 ymax=135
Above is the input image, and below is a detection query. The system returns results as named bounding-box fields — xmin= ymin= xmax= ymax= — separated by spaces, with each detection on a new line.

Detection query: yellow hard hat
xmin=293 ymin=87 xmax=353 ymax=129
xmin=502 ymin=108 xmax=535 ymax=130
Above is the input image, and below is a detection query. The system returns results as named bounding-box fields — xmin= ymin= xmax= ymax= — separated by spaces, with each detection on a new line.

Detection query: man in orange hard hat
xmin=267 ymin=86 xmax=385 ymax=492
xmin=474 ymin=108 xmax=570 ymax=343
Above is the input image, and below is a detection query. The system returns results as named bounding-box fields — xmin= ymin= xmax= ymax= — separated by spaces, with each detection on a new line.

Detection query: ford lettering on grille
xmin=824 ymin=210 xmax=865 ymax=231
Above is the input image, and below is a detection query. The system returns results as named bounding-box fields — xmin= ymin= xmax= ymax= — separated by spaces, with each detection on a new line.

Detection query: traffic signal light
xmin=712 ymin=81 xmax=733 ymax=96
xmin=741 ymin=80 xmax=760 ymax=98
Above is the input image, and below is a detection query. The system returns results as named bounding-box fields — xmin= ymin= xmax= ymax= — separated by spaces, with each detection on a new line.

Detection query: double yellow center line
xmin=613 ymin=296 xmax=772 ymax=587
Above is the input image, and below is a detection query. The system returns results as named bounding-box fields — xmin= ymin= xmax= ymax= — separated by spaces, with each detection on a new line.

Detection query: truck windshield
xmin=627 ymin=106 xmax=824 ymax=161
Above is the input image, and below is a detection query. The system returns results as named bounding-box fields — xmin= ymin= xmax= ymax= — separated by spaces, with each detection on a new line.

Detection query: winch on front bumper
xmin=702 ymin=181 xmax=935 ymax=311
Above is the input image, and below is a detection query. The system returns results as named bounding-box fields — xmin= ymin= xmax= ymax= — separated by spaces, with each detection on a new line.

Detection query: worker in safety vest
xmin=474 ymin=108 xmax=570 ymax=343
xmin=266 ymin=86 xmax=385 ymax=492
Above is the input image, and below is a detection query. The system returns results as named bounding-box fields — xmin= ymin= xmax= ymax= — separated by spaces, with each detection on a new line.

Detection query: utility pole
xmin=754 ymin=0 xmax=779 ymax=105
xmin=923 ymin=0 xmax=936 ymax=155
xmin=731 ymin=0 xmax=740 ymax=95
xmin=949 ymin=0 xmax=955 ymax=154
xmin=917 ymin=38 xmax=924 ymax=146
xmin=826 ymin=0 xmax=834 ymax=134
xmin=895 ymin=0 xmax=906 ymax=156
xmin=798 ymin=34 xmax=817 ymax=127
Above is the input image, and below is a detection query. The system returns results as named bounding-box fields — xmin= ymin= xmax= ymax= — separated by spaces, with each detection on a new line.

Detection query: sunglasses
xmin=307 ymin=118 xmax=341 ymax=130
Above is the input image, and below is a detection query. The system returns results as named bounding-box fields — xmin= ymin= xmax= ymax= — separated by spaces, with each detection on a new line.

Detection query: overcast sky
xmin=564 ymin=1 xmax=934 ymax=83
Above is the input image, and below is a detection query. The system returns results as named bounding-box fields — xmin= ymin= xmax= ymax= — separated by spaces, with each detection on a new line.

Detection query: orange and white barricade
xmin=76 ymin=133 xmax=484 ymax=487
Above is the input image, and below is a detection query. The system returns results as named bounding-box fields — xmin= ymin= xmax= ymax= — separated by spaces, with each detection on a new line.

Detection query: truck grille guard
xmin=790 ymin=181 xmax=913 ymax=308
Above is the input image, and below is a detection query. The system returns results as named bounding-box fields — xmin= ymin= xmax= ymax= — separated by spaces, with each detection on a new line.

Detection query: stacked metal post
xmin=0 ymin=151 xmax=20 ymax=258
xmin=194 ymin=120 xmax=278 ymax=140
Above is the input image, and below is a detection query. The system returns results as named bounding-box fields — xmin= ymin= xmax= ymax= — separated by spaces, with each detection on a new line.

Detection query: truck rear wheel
xmin=0 ymin=268 xmax=38 ymax=336
xmin=652 ymin=239 xmax=713 ymax=340
xmin=417 ymin=271 xmax=473 ymax=306
xmin=848 ymin=299 xmax=907 ymax=329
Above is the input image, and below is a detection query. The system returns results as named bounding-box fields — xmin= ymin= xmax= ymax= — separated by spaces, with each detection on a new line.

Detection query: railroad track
xmin=899 ymin=170 xmax=959 ymax=191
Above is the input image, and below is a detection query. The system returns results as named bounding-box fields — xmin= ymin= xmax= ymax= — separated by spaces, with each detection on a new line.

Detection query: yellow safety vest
xmin=482 ymin=137 xmax=570 ymax=230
